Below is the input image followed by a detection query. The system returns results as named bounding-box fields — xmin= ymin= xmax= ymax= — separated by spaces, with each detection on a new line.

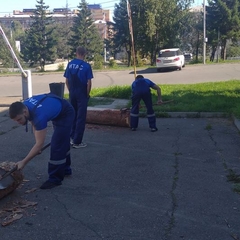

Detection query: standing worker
xmin=64 ymin=46 xmax=93 ymax=148
xmin=130 ymin=75 xmax=162 ymax=132
xmin=9 ymin=93 xmax=75 ymax=189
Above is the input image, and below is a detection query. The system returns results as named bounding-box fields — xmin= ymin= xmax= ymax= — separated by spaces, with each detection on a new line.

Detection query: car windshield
xmin=159 ymin=51 xmax=177 ymax=57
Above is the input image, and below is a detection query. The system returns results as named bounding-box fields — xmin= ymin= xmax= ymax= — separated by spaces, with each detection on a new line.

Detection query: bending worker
xmin=130 ymin=75 xmax=162 ymax=132
xmin=9 ymin=93 xmax=75 ymax=189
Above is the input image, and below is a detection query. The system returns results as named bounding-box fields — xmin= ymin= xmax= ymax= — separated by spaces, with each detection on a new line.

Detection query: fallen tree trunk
xmin=0 ymin=162 xmax=24 ymax=200
xmin=87 ymin=108 xmax=130 ymax=127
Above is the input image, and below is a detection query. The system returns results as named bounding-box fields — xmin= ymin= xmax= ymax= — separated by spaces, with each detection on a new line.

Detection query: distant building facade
xmin=0 ymin=4 xmax=110 ymax=39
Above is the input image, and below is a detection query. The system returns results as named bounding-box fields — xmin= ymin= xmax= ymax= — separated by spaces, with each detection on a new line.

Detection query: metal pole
xmin=102 ymin=12 xmax=107 ymax=64
xmin=203 ymin=0 xmax=206 ymax=64
xmin=0 ymin=25 xmax=27 ymax=77
xmin=0 ymin=24 xmax=32 ymax=100
xmin=104 ymin=22 xmax=107 ymax=64
xmin=22 ymin=70 xmax=32 ymax=99
xmin=217 ymin=27 xmax=220 ymax=63
xmin=104 ymin=44 xmax=107 ymax=63
xmin=127 ymin=0 xmax=137 ymax=78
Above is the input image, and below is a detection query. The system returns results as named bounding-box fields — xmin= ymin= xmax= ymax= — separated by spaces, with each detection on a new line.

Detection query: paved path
xmin=0 ymin=66 xmax=240 ymax=239
xmin=0 ymin=104 xmax=240 ymax=239
xmin=1 ymin=63 xmax=240 ymax=98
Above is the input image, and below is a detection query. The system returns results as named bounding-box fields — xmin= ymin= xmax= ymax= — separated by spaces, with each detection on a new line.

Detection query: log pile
xmin=0 ymin=162 xmax=24 ymax=200
xmin=87 ymin=108 xmax=130 ymax=127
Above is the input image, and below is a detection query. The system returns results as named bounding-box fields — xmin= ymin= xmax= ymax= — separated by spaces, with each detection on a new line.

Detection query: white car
xmin=156 ymin=48 xmax=185 ymax=72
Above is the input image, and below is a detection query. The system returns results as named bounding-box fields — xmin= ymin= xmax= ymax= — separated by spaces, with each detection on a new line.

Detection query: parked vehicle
xmin=156 ymin=48 xmax=185 ymax=72
xmin=184 ymin=53 xmax=193 ymax=62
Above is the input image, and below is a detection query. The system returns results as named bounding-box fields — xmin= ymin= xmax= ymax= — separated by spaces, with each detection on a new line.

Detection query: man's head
xmin=9 ymin=102 xmax=28 ymax=125
xmin=136 ymin=75 xmax=144 ymax=79
xmin=76 ymin=46 xmax=86 ymax=59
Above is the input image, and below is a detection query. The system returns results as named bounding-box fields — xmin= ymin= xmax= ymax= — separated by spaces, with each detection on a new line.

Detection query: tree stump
xmin=0 ymin=162 xmax=24 ymax=200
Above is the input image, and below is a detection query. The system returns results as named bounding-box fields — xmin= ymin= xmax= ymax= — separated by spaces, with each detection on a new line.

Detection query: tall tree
xmin=112 ymin=0 xmax=131 ymax=65
xmin=112 ymin=0 xmax=194 ymax=66
xmin=207 ymin=0 xmax=240 ymax=60
xmin=53 ymin=2 xmax=73 ymax=61
xmin=0 ymin=24 xmax=23 ymax=69
xmin=68 ymin=0 xmax=103 ymax=61
xmin=180 ymin=10 xmax=203 ymax=61
xmin=21 ymin=0 xmax=57 ymax=71
xmin=0 ymin=26 xmax=15 ymax=68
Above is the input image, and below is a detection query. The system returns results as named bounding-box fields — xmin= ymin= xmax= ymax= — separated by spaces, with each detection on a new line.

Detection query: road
xmin=0 ymin=63 xmax=240 ymax=97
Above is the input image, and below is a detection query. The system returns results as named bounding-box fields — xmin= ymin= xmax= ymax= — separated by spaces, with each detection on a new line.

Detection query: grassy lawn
xmin=84 ymin=80 xmax=240 ymax=118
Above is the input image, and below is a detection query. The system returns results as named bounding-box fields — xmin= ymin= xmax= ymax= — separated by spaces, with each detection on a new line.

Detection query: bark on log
xmin=86 ymin=108 xmax=130 ymax=127
xmin=0 ymin=162 xmax=24 ymax=200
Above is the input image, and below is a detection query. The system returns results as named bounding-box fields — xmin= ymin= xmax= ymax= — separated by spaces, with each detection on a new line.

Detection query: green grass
xmin=88 ymin=97 xmax=114 ymax=106
xmin=86 ymin=80 xmax=240 ymax=118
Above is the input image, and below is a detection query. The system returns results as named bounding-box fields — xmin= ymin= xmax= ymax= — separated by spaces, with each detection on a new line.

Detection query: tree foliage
xmin=51 ymin=1 xmax=73 ymax=61
xmin=207 ymin=0 xmax=240 ymax=60
xmin=0 ymin=24 xmax=23 ymax=69
xmin=68 ymin=0 xmax=103 ymax=62
xmin=3 ymin=0 xmax=240 ymax=70
xmin=20 ymin=0 xmax=57 ymax=71
xmin=0 ymin=27 xmax=14 ymax=68
xmin=112 ymin=0 xmax=194 ymax=66
xmin=111 ymin=1 xmax=131 ymax=65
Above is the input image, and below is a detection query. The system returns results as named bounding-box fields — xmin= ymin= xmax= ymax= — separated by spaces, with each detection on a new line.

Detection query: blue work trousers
xmin=70 ymin=93 xmax=89 ymax=144
xmin=130 ymin=92 xmax=156 ymax=129
xmin=49 ymin=100 xmax=75 ymax=184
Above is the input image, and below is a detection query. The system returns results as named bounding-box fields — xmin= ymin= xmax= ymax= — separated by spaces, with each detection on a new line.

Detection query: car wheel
xmin=178 ymin=65 xmax=182 ymax=71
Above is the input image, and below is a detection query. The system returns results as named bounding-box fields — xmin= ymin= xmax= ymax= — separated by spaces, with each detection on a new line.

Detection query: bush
xmin=93 ymin=54 xmax=103 ymax=69
xmin=136 ymin=54 xmax=144 ymax=67
xmin=227 ymin=46 xmax=240 ymax=57
xmin=108 ymin=59 xmax=118 ymax=68
xmin=57 ymin=63 xmax=65 ymax=71
xmin=0 ymin=68 xmax=9 ymax=73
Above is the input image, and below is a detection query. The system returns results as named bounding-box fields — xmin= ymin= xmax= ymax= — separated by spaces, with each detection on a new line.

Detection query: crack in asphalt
xmin=163 ymin=129 xmax=180 ymax=240
xmin=52 ymin=193 xmax=104 ymax=239
xmin=206 ymin=125 xmax=240 ymax=239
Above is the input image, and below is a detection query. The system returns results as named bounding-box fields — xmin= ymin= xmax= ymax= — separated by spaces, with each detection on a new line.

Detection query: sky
xmin=0 ymin=0 xmax=119 ymax=14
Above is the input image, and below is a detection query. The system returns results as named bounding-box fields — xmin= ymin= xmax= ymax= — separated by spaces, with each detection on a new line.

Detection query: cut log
xmin=0 ymin=162 xmax=24 ymax=200
xmin=87 ymin=108 xmax=130 ymax=127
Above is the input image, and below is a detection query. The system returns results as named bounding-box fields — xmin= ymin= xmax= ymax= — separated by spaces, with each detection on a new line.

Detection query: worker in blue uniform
xmin=64 ymin=46 xmax=93 ymax=149
xmin=9 ymin=93 xmax=75 ymax=189
xmin=130 ymin=75 xmax=162 ymax=132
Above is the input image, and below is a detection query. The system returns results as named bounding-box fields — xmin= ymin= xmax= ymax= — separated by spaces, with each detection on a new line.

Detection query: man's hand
xmin=16 ymin=160 xmax=27 ymax=170
xmin=38 ymin=149 xmax=43 ymax=155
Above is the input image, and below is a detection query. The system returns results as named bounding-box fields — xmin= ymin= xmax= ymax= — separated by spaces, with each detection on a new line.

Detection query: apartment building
xmin=0 ymin=4 xmax=110 ymax=39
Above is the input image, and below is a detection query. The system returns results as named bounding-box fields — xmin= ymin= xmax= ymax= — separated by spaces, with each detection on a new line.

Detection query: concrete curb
xmin=165 ymin=111 xmax=229 ymax=118
xmin=1 ymin=96 xmax=240 ymax=133
xmin=232 ymin=115 xmax=240 ymax=132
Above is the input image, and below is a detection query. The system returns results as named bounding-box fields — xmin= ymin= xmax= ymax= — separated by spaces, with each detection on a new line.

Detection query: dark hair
xmin=9 ymin=102 xmax=26 ymax=119
xmin=76 ymin=46 xmax=86 ymax=56
xmin=136 ymin=75 xmax=144 ymax=79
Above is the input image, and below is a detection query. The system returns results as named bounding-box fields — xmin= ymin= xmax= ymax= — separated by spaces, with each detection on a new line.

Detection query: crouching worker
xmin=9 ymin=93 xmax=75 ymax=189
xmin=130 ymin=75 xmax=162 ymax=132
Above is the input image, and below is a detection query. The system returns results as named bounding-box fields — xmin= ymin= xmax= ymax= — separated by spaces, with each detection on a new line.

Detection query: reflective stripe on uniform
xmin=130 ymin=113 xmax=139 ymax=117
xmin=49 ymin=159 xmax=66 ymax=165
xmin=147 ymin=113 xmax=155 ymax=117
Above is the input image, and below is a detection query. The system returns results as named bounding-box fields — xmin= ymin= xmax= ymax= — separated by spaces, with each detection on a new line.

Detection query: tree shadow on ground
xmin=129 ymin=67 xmax=178 ymax=75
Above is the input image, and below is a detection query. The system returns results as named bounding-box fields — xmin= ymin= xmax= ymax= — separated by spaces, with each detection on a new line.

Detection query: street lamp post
xmin=127 ymin=0 xmax=137 ymax=78
xmin=203 ymin=0 xmax=206 ymax=64
xmin=104 ymin=22 xmax=107 ymax=64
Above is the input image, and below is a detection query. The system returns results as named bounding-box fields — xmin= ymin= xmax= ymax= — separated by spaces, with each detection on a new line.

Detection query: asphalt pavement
xmin=0 ymin=97 xmax=240 ymax=240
